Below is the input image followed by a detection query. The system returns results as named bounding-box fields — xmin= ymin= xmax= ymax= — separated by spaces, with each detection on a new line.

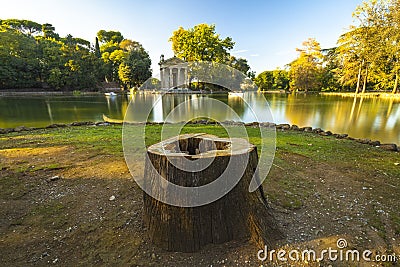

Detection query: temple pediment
xmin=159 ymin=56 xmax=187 ymax=67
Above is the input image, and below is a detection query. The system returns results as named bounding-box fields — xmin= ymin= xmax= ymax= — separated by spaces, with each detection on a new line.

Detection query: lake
xmin=0 ymin=92 xmax=399 ymax=145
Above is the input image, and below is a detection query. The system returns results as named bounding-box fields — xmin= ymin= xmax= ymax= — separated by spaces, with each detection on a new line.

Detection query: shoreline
xmin=1 ymin=120 xmax=398 ymax=152
xmin=320 ymin=92 xmax=400 ymax=99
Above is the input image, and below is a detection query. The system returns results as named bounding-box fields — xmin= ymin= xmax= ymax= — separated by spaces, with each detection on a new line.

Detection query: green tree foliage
xmin=97 ymin=30 xmax=125 ymax=82
xmin=254 ymin=70 xmax=289 ymax=91
xmin=0 ymin=20 xmax=150 ymax=90
xmin=0 ymin=19 xmax=41 ymax=36
xmin=95 ymin=37 xmax=101 ymax=58
xmin=169 ymin=24 xmax=234 ymax=63
xmin=320 ymin=48 xmax=341 ymax=91
xmin=118 ymin=41 xmax=152 ymax=89
xmin=42 ymin=23 xmax=59 ymax=39
xmin=169 ymin=24 xmax=258 ymax=91
xmin=336 ymin=0 xmax=400 ymax=93
xmin=0 ymin=30 xmax=40 ymax=88
xmin=97 ymin=30 xmax=124 ymax=45
xmin=289 ymin=38 xmax=323 ymax=91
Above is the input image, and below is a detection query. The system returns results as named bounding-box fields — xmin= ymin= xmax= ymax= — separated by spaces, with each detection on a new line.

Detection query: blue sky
xmin=1 ymin=0 xmax=363 ymax=74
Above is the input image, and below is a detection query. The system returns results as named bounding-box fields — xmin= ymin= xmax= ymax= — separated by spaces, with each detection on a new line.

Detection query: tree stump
xmin=143 ymin=133 xmax=283 ymax=252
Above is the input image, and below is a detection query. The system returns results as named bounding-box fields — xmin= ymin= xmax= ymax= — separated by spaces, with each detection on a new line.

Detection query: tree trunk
xmin=356 ymin=59 xmax=364 ymax=94
xmin=361 ymin=64 xmax=368 ymax=94
xmin=392 ymin=72 xmax=399 ymax=94
xmin=143 ymin=133 xmax=283 ymax=252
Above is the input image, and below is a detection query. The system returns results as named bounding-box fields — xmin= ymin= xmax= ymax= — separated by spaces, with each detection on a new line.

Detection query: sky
xmin=0 ymin=0 xmax=363 ymax=75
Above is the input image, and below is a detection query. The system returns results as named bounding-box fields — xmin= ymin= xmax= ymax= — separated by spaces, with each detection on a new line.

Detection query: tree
xmin=169 ymin=24 xmax=234 ymax=62
xmin=336 ymin=0 xmax=396 ymax=93
xmin=254 ymin=71 xmax=274 ymax=91
xmin=0 ymin=19 xmax=42 ymax=36
xmin=42 ymin=23 xmax=59 ymax=39
xmin=272 ymin=69 xmax=289 ymax=91
xmin=386 ymin=0 xmax=400 ymax=93
xmin=0 ymin=30 xmax=40 ymax=88
xmin=118 ymin=41 xmax=152 ymax=89
xmin=95 ymin=37 xmax=101 ymax=58
xmin=97 ymin=30 xmax=125 ymax=82
xmin=320 ymin=48 xmax=341 ymax=91
xmin=254 ymin=69 xmax=289 ymax=91
xmin=289 ymin=38 xmax=323 ymax=91
xmin=97 ymin=30 xmax=124 ymax=44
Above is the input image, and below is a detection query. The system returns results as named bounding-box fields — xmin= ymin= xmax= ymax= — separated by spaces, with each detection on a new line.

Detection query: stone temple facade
xmin=159 ymin=55 xmax=188 ymax=89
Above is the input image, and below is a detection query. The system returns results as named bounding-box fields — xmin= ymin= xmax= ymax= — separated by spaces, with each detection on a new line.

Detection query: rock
xmin=95 ymin=122 xmax=110 ymax=126
xmin=301 ymin=127 xmax=313 ymax=132
xmin=337 ymin=134 xmax=348 ymax=139
xmin=95 ymin=121 xmax=109 ymax=126
xmin=244 ymin=122 xmax=259 ymax=127
xmin=151 ymin=253 xmax=156 ymax=260
xmin=379 ymin=143 xmax=398 ymax=151
xmin=319 ymin=131 xmax=332 ymax=136
xmin=290 ymin=125 xmax=300 ymax=131
xmin=109 ymin=195 xmax=116 ymax=201
xmin=46 ymin=176 xmax=61 ymax=182
xmin=357 ymin=138 xmax=371 ymax=144
xmin=368 ymin=140 xmax=380 ymax=146
xmin=346 ymin=136 xmax=355 ymax=140
xmin=0 ymin=128 xmax=6 ymax=134
xmin=394 ymin=163 xmax=399 ymax=166
xmin=313 ymin=128 xmax=323 ymax=133
xmin=46 ymin=123 xmax=67 ymax=129
xmin=70 ymin=121 xmax=94 ymax=126
xmin=14 ymin=126 xmax=29 ymax=132
xmin=276 ymin=124 xmax=290 ymax=130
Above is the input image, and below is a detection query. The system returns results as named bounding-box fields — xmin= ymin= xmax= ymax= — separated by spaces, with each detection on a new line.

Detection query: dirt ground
xmin=0 ymin=127 xmax=399 ymax=266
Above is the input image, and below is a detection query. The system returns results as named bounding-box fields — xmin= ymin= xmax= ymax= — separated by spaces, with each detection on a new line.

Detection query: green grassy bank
xmin=0 ymin=124 xmax=399 ymax=266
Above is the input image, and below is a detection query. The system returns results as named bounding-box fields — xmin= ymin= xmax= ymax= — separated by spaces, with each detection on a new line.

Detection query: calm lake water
xmin=0 ymin=92 xmax=399 ymax=145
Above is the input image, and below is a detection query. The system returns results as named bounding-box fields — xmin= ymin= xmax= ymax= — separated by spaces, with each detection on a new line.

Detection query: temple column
xmin=169 ymin=68 xmax=172 ymax=88
xmin=160 ymin=68 xmax=164 ymax=88
xmin=184 ymin=68 xmax=188 ymax=88
xmin=177 ymin=68 xmax=181 ymax=88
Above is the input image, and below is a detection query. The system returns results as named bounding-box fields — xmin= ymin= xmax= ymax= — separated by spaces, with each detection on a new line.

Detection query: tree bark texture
xmin=143 ymin=133 xmax=283 ymax=252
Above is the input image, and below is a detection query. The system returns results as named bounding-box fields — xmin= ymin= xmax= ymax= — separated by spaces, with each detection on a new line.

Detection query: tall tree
xmin=254 ymin=71 xmax=274 ymax=91
xmin=169 ymin=24 xmax=234 ymax=62
xmin=42 ymin=23 xmax=59 ymax=39
xmin=337 ymin=0 xmax=394 ymax=93
xmin=95 ymin=37 xmax=101 ymax=58
xmin=386 ymin=0 xmax=400 ymax=93
xmin=1 ymin=19 xmax=42 ymax=36
xmin=289 ymin=38 xmax=323 ymax=91
xmin=97 ymin=30 xmax=125 ymax=82
xmin=118 ymin=41 xmax=152 ymax=89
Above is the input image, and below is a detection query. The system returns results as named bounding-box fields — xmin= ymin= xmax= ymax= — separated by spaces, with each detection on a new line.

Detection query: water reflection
xmin=0 ymin=93 xmax=398 ymax=144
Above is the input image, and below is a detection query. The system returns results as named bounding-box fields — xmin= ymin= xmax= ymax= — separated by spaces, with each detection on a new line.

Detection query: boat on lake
xmin=105 ymin=92 xmax=117 ymax=96
xmin=228 ymin=91 xmax=244 ymax=97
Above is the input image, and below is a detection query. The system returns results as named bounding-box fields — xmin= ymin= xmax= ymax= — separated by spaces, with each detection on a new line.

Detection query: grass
xmin=1 ymin=124 xmax=399 ymax=266
xmin=1 ymin=124 xmax=398 ymax=210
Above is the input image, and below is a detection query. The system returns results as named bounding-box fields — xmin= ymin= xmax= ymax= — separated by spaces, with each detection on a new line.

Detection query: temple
xmin=159 ymin=55 xmax=188 ymax=90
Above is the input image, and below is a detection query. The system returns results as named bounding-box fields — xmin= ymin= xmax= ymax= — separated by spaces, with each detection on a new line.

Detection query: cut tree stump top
xmin=147 ymin=133 xmax=255 ymax=159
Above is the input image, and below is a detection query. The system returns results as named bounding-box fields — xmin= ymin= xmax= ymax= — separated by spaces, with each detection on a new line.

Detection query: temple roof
xmin=159 ymin=56 xmax=186 ymax=68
